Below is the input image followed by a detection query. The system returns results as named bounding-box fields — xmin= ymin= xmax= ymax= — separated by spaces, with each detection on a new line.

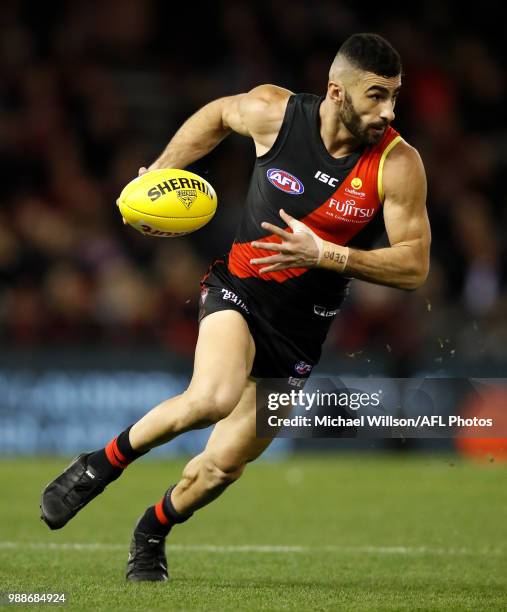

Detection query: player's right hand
xmin=250 ymin=209 xmax=323 ymax=273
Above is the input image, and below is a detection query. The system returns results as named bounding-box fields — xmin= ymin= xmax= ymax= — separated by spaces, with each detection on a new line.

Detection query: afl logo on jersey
xmin=267 ymin=168 xmax=304 ymax=195
xmin=294 ymin=360 xmax=313 ymax=375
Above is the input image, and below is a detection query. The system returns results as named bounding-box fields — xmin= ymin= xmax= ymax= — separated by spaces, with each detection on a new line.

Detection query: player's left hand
xmin=117 ymin=167 xmax=150 ymax=225
xmin=250 ymin=209 xmax=323 ymax=274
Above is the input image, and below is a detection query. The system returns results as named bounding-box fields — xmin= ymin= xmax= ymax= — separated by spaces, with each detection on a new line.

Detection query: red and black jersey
xmin=202 ymin=93 xmax=402 ymax=358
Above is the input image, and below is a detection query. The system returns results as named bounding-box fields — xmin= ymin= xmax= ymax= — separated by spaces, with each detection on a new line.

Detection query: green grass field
xmin=1 ymin=454 xmax=506 ymax=611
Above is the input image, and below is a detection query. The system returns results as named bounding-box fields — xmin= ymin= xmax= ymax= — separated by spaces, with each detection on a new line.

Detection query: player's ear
xmin=327 ymin=80 xmax=344 ymax=103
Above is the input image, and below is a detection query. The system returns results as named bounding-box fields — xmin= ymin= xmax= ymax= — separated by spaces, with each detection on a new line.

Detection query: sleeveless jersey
xmin=203 ymin=93 xmax=402 ymax=341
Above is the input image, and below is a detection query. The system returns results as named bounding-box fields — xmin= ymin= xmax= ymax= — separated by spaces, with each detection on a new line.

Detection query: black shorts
xmin=198 ymin=261 xmax=344 ymax=383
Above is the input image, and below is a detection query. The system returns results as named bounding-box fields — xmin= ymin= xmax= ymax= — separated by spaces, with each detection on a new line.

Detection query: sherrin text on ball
xmin=117 ymin=168 xmax=217 ymax=237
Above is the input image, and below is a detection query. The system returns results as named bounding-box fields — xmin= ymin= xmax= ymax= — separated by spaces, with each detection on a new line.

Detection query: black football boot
xmin=40 ymin=453 xmax=110 ymax=530
xmin=125 ymin=518 xmax=169 ymax=582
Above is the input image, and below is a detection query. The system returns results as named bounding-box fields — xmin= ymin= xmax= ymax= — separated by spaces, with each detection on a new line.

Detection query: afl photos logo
xmin=267 ymin=169 xmax=304 ymax=195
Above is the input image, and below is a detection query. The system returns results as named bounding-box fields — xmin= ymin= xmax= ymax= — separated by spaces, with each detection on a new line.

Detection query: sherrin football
xmin=117 ymin=168 xmax=217 ymax=237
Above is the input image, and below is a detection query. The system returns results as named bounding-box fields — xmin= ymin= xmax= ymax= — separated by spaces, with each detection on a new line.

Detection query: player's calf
xmin=125 ymin=454 xmax=245 ymax=582
xmin=179 ymin=386 xmax=244 ymax=429
xmin=40 ymin=381 xmax=245 ymax=531
xmin=173 ymin=452 xmax=245 ymax=513
xmin=128 ymin=384 xmax=244 ymax=449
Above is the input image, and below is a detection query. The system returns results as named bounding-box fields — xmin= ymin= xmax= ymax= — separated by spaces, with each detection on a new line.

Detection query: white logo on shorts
xmin=313 ymin=305 xmax=340 ymax=317
xmin=288 ymin=376 xmax=306 ymax=388
xmin=220 ymin=289 xmax=249 ymax=314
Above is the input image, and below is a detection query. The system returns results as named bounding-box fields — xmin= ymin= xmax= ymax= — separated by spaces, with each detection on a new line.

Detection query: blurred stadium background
xmin=0 ymin=0 xmax=506 ymax=456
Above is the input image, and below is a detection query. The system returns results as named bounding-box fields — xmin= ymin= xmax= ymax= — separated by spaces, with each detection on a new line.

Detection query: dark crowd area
xmin=0 ymin=0 xmax=506 ymax=374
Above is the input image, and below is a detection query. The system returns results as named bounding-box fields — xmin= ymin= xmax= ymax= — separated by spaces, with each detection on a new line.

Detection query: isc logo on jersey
xmin=314 ymin=170 xmax=339 ymax=187
xmin=267 ymin=169 xmax=304 ymax=195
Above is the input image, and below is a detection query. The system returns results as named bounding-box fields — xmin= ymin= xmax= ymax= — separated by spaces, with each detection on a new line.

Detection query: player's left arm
xmin=336 ymin=142 xmax=431 ymax=290
xmin=250 ymin=142 xmax=431 ymax=291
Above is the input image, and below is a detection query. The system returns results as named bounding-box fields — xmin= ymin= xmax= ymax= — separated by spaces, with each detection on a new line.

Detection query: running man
xmin=40 ymin=33 xmax=430 ymax=581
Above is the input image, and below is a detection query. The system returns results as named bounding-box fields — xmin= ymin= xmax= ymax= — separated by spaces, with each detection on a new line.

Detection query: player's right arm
xmin=146 ymin=85 xmax=292 ymax=171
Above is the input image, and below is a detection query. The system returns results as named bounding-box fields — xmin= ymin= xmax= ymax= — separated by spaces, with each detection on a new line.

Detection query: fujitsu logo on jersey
xmin=267 ymin=169 xmax=304 ymax=195
xmin=327 ymin=198 xmax=375 ymax=223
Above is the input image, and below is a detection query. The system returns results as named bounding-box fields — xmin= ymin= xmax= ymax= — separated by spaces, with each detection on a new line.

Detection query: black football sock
xmin=137 ymin=485 xmax=194 ymax=537
xmin=87 ymin=425 xmax=148 ymax=482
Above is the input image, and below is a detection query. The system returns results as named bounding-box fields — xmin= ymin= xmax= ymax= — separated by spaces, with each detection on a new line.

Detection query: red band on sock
xmin=105 ymin=437 xmax=127 ymax=469
xmin=154 ymin=499 xmax=170 ymax=526
xmin=112 ymin=438 xmax=128 ymax=465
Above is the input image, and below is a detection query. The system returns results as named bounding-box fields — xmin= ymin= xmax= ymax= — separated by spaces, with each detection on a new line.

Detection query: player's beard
xmin=340 ymin=92 xmax=386 ymax=146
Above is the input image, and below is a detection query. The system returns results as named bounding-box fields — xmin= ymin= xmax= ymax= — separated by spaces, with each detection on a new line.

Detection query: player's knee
xmin=201 ymin=454 xmax=245 ymax=490
xmin=183 ymin=387 xmax=241 ymax=427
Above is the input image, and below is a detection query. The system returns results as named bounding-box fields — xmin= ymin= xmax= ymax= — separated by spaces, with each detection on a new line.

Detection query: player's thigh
xmin=203 ymin=379 xmax=273 ymax=468
xmin=187 ymin=309 xmax=256 ymax=410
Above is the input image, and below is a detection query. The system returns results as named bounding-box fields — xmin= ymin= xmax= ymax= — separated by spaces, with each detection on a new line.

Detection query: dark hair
xmin=337 ymin=33 xmax=402 ymax=78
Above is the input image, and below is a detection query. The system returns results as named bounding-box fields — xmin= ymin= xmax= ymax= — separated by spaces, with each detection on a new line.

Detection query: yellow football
xmin=117 ymin=168 xmax=217 ymax=237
